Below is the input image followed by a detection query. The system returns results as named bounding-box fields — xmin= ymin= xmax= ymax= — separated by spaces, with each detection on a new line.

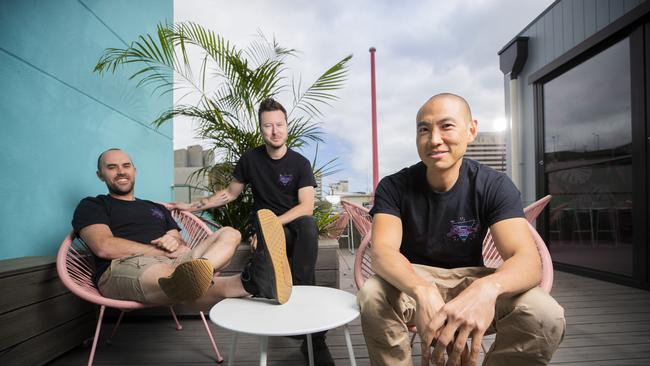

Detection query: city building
xmin=499 ymin=0 xmax=648 ymax=288
xmin=174 ymin=145 xmax=214 ymax=203
xmin=329 ymin=179 xmax=349 ymax=195
xmin=466 ymin=132 xmax=507 ymax=172
xmin=315 ymin=172 xmax=323 ymax=200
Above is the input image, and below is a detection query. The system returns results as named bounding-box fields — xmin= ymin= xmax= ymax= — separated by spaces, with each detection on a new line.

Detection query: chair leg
xmin=88 ymin=305 xmax=106 ymax=366
xmin=409 ymin=332 xmax=417 ymax=346
xmin=199 ymin=310 xmax=224 ymax=363
xmin=169 ymin=305 xmax=183 ymax=331
xmin=107 ymin=310 xmax=125 ymax=344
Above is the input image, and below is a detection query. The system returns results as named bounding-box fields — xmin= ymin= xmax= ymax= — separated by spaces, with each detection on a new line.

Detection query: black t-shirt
xmin=232 ymin=146 xmax=317 ymax=215
xmin=370 ymin=158 xmax=524 ymax=268
xmin=71 ymin=195 xmax=180 ymax=281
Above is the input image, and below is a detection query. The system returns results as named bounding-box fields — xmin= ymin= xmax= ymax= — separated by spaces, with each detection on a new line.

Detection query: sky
xmin=173 ymin=0 xmax=555 ymax=193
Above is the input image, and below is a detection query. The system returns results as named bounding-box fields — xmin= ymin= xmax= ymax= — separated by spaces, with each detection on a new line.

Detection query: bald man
xmin=357 ymin=94 xmax=565 ymax=366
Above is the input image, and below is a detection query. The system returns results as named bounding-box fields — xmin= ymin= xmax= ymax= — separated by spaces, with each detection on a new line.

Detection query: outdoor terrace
xmin=50 ymin=249 xmax=650 ymax=365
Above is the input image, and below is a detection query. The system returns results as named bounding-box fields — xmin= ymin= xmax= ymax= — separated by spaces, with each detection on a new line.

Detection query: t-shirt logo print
xmin=278 ymin=173 xmax=294 ymax=187
xmin=150 ymin=207 xmax=165 ymax=220
xmin=446 ymin=217 xmax=480 ymax=242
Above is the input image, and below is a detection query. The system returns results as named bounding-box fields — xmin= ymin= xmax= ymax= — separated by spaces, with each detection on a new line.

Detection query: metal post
xmin=370 ymin=47 xmax=379 ymax=192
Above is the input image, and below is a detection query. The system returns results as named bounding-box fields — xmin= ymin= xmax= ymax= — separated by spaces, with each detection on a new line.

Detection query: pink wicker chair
xmin=56 ymin=207 xmax=224 ymax=365
xmin=323 ymin=211 xmax=350 ymax=240
xmin=481 ymin=195 xmax=553 ymax=292
xmin=340 ymin=200 xmax=372 ymax=242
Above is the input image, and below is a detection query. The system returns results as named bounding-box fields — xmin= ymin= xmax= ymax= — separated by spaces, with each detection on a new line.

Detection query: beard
xmin=265 ymin=137 xmax=287 ymax=150
xmin=105 ymin=177 xmax=135 ymax=197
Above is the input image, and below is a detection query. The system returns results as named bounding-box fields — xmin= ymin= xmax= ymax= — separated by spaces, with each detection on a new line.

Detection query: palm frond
xmin=286 ymin=116 xmax=323 ymax=149
xmin=290 ymin=54 xmax=352 ymax=119
xmin=310 ymin=144 xmax=342 ymax=178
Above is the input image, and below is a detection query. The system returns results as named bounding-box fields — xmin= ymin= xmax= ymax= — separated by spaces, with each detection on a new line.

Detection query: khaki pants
xmin=357 ymin=265 xmax=566 ymax=366
xmin=98 ymin=251 xmax=195 ymax=303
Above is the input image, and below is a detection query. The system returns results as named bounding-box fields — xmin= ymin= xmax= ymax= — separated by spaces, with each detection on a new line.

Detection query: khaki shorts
xmin=98 ymin=252 xmax=194 ymax=303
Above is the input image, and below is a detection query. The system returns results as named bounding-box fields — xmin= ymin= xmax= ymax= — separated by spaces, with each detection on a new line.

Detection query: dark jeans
xmin=284 ymin=215 xmax=319 ymax=286
xmin=285 ymin=216 xmax=326 ymax=342
xmin=241 ymin=215 xmax=319 ymax=292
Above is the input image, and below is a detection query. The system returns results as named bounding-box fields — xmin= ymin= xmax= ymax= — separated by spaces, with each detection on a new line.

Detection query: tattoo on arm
xmin=193 ymin=198 xmax=208 ymax=209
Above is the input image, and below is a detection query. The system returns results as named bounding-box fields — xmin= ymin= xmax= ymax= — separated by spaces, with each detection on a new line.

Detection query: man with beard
xmin=72 ymin=148 xmax=293 ymax=311
xmin=171 ymin=97 xmax=332 ymax=365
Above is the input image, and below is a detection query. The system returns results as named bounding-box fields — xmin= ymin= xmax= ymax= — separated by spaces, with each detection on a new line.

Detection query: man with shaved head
xmin=357 ymin=93 xmax=565 ymax=365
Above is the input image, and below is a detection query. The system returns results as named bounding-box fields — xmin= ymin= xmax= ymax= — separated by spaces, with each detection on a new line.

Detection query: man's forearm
xmin=192 ymin=189 xmax=233 ymax=211
xmin=478 ymin=250 xmax=542 ymax=298
xmin=94 ymin=237 xmax=167 ymax=259
xmin=372 ymin=246 xmax=444 ymax=305
xmin=276 ymin=203 xmax=313 ymax=225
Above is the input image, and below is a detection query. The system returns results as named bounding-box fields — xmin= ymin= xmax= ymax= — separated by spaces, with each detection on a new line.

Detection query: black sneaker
xmin=247 ymin=209 xmax=293 ymax=304
xmin=300 ymin=337 xmax=335 ymax=366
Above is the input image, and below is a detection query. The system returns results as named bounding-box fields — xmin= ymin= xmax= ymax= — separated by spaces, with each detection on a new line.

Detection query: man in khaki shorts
xmin=357 ymin=93 xmax=565 ymax=365
xmin=72 ymin=148 xmax=292 ymax=308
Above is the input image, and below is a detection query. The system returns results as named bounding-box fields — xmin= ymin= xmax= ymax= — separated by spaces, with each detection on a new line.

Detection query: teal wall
xmin=0 ymin=0 xmax=174 ymax=259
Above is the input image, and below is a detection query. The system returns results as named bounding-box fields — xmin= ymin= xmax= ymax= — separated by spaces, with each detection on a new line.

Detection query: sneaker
xmin=158 ymin=258 xmax=213 ymax=302
xmin=300 ymin=337 xmax=335 ymax=366
xmin=249 ymin=209 xmax=293 ymax=304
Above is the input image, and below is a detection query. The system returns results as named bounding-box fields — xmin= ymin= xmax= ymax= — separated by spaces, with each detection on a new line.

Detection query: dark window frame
xmin=532 ymin=18 xmax=649 ymax=289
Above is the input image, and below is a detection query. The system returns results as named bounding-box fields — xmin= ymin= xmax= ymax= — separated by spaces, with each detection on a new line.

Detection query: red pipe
xmin=370 ymin=47 xmax=379 ymax=192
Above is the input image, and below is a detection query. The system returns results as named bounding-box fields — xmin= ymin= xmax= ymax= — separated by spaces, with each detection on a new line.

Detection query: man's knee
xmin=292 ymin=215 xmax=317 ymax=232
xmin=213 ymin=226 xmax=242 ymax=245
xmin=357 ymin=275 xmax=398 ymax=317
xmin=506 ymin=288 xmax=566 ymax=345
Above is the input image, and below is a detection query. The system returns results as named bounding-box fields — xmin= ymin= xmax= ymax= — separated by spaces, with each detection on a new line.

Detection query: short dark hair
xmin=97 ymin=148 xmax=124 ymax=171
xmin=258 ymin=98 xmax=287 ymax=125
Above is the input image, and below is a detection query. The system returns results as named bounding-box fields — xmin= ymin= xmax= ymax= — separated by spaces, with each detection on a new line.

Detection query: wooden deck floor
xmin=51 ymin=250 xmax=650 ymax=365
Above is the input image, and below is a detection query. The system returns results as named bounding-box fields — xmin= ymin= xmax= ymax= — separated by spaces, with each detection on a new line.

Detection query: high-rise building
xmin=315 ymin=172 xmax=323 ymax=200
xmin=465 ymin=132 xmax=506 ymax=172
xmin=329 ymin=179 xmax=349 ymax=195
xmin=174 ymin=145 xmax=213 ymax=203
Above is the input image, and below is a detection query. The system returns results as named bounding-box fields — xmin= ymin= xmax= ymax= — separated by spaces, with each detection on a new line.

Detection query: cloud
xmin=173 ymin=0 xmax=555 ymax=192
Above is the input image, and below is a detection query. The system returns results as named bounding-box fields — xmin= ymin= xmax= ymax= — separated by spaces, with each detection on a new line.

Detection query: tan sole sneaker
xmin=257 ymin=209 xmax=293 ymax=304
xmin=158 ymin=258 xmax=213 ymax=302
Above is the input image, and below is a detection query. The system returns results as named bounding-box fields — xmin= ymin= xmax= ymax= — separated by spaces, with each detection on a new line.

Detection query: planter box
xmin=0 ymin=256 xmax=95 ymax=366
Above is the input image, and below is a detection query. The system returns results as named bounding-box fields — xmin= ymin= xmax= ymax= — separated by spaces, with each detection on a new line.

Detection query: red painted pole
xmin=370 ymin=47 xmax=379 ymax=192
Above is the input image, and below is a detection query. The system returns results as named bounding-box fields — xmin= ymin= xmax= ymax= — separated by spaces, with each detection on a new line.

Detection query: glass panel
xmin=543 ymin=38 xmax=632 ymax=276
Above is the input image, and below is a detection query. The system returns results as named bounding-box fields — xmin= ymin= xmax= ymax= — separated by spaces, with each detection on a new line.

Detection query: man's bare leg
xmin=191 ymin=227 xmax=242 ymax=271
xmin=138 ymin=227 xmax=241 ymax=304
xmin=139 ymin=263 xmax=177 ymax=304
xmin=188 ymin=274 xmax=250 ymax=311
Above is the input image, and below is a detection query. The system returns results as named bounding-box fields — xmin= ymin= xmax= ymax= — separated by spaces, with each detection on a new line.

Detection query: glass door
xmin=542 ymin=38 xmax=633 ymax=276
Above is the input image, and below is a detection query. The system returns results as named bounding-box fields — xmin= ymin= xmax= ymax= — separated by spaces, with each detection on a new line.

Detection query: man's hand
xmin=428 ymin=279 xmax=501 ymax=366
xmin=167 ymin=202 xmax=196 ymax=212
xmin=414 ymin=285 xmax=446 ymax=366
xmin=151 ymin=233 xmax=181 ymax=253
xmin=249 ymin=233 xmax=258 ymax=251
xmin=163 ymin=244 xmax=191 ymax=259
